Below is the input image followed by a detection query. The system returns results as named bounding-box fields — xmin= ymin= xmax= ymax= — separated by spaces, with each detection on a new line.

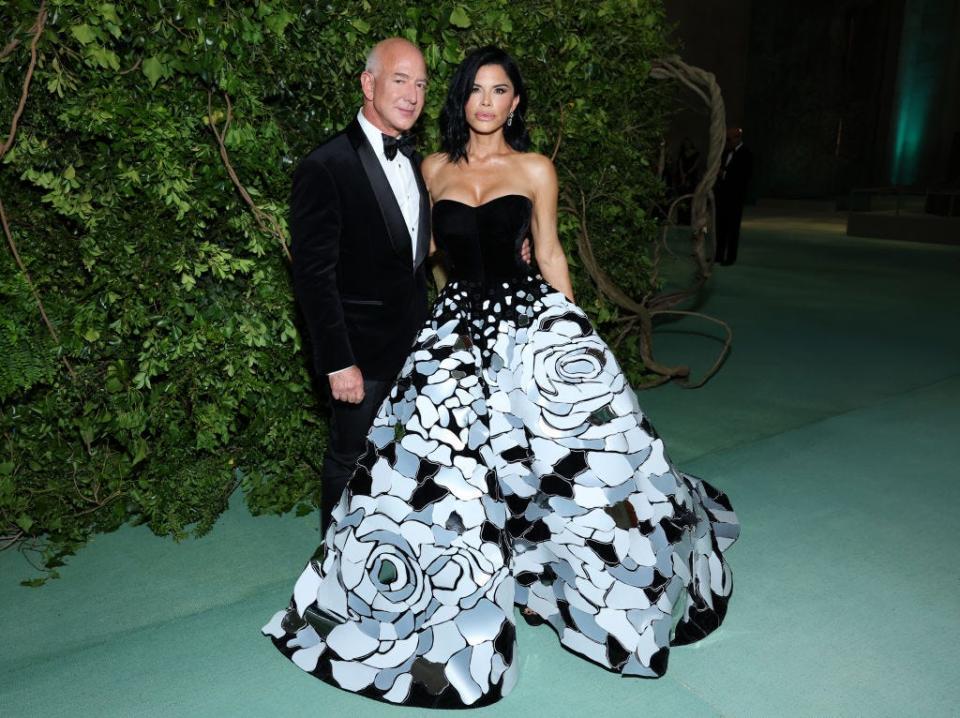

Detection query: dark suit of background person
xmin=289 ymin=115 xmax=430 ymax=535
xmin=714 ymin=130 xmax=753 ymax=266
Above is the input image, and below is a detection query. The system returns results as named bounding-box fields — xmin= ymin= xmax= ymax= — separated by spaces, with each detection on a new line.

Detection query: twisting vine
xmin=1 ymin=36 xmax=23 ymax=62
xmin=649 ymin=55 xmax=727 ymax=303
xmin=559 ymin=55 xmax=732 ymax=389
xmin=206 ymin=90 xmax=292 ymax=263
xmin=0 ymin=1 xmax=75 ymax=379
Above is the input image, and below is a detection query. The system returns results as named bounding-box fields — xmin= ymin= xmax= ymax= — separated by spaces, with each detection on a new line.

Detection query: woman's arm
xmin=527 ymin=155 xmax=574 ymax=301
xmin=420 ymin=153 xmax=448 ymax=288
xmin=421 ymin=152 xmax=445 ymax=258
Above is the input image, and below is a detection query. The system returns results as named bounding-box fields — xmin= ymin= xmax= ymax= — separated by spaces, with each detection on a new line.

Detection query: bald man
xmin=290 ymin=39 xmax=432 ymax=535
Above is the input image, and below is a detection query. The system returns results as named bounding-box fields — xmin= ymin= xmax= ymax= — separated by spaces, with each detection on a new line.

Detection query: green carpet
xmin=3 ymin=205 xmax=959 ymax=717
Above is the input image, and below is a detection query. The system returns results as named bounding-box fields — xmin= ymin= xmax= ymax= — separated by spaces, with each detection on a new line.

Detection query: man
xmin=290 ymin=38 xmax=431 ymax=534
xmin=714 ymin=127 xmax=753 ymax=266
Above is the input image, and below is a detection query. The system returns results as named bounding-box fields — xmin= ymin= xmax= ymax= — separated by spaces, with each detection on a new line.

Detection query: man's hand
xmin=520 ymin=237 xmax=533 ymax=265
xmin=329 ymin=365 xmax=364 ymax=404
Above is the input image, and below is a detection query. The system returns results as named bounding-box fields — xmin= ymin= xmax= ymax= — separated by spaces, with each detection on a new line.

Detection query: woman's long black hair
xmin=439 ymin=46 xmax=531 ymax=162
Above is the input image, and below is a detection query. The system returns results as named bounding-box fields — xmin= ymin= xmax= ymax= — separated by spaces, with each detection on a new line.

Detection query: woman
xmin=263 ymin=46 xmax=739 ymax=709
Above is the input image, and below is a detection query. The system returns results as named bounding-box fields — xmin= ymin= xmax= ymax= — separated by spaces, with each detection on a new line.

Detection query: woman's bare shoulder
xmin=516 ymin=152 xmax=557 ymax=181
xmin=421 ymin=152 xmax=450 ymax=183
xmin=513 ymin=152 xmax=557 ymax=199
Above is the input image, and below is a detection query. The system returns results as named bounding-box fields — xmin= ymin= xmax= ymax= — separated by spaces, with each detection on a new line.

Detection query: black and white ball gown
xmin=263 ymin=194 xmax=739 ymax=708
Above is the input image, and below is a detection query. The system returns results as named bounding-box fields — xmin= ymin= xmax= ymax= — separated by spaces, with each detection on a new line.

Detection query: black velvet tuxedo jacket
xmin=290 ymin=119 xmax=430 ymax=381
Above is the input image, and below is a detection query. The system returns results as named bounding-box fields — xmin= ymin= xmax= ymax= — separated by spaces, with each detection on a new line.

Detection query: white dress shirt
xmin=328 ymin=112 xmax=421 ymax=378
xmin=356 ymin=109 xmax=420 ymax=262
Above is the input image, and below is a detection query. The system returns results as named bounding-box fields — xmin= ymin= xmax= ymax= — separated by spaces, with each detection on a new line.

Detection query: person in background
xmin=714 ymin=126 xmax=753 ymax=266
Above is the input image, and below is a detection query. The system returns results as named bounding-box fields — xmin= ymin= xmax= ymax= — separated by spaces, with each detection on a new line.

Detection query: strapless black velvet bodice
xmin=432 ymin=194 xmax=535 ymax=284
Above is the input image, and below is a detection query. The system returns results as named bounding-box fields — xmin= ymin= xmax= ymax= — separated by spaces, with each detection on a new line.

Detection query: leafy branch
xmin=0 ymin=1 xmax=75 ymax=378
xmin=206 ymin=90 xmax=292 ymax=263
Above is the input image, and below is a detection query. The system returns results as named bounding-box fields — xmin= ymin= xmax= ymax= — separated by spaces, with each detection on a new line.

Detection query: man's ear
xmin=360 ymin=71 xmax=376 ymax=102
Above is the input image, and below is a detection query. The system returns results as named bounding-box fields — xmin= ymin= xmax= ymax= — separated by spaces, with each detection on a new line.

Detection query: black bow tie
xmin=382 ymin=133 xmax=416 ymax=160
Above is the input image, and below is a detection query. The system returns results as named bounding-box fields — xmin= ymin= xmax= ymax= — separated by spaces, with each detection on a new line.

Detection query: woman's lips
xmin=475 ymin=113 xmax=496 ymax=121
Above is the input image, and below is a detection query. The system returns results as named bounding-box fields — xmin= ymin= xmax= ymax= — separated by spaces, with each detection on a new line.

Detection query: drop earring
xmin=507 ymin=111 xmax=514 ymax=127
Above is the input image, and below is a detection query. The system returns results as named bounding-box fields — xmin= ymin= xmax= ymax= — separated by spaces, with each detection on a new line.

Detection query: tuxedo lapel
xmin=412 ymin=153 xmax=431 ymax=269
xmin=347 ymin=120 xmax=413 ymax=266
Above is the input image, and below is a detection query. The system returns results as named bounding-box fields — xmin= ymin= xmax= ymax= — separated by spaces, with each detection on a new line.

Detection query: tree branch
xmin=118 ymin=57 xmax=142 ymax=75
xmin=207 ymin=90 xmax=292 ymax=263
xmin=0 ymin=3 xmax=74 ymax=378
xmin=551 ymin=103 xmax=565 ymax=162
xmin=0 ymin=37 xmax=21 ymax=62
xmin=0 ymin=530 xmax=25 ymax=551
xmin=566 ymin=186 xmax=689 ymax=379
xmin=0 ymin=200 xmax=76 ymax=377
xmin=561 ymin=57 xmax=733 ymax=390
xmin=631 ymin=373 xmax=673 ymax=391
xmin=1 ymin=2 xmax=46 ymax=158
xmin=651 ymin=56 xmax=725 ymax=260
xmin=648 ymin=309 xmax=732 ymax=388
xmin=74 ymin=491 xmax=122 ymax=516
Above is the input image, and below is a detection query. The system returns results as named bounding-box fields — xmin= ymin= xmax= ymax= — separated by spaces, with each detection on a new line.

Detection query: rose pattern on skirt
xmin=264 ymin=275 xmax=738 ymax=708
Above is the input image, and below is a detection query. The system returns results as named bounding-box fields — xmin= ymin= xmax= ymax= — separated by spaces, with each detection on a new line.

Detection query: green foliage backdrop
xmin=0 ymin=0 xmax=670 ymax=581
